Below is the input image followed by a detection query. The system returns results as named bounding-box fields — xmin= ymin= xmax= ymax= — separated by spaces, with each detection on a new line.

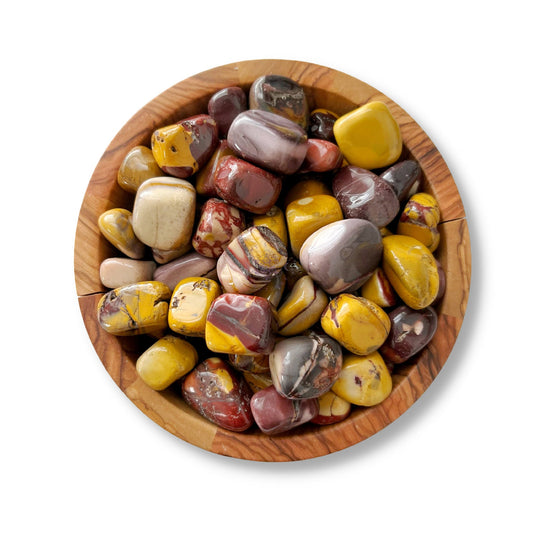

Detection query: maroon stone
xmin=208 ymin=87 xmax=247 ymax=138
xmin=195 ymin=140 xmax=236 ymax=197
xmin=299 ymin=139 xmax=343 ymax=173
xmin=379 ymin=160 xmax=422 ymax=202
xmin=308 ymin=109 xmax=337 ymax=142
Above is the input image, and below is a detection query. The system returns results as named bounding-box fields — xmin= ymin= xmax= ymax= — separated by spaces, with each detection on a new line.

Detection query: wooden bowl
xmin=74 ymin=59 xmax=471 ymax=461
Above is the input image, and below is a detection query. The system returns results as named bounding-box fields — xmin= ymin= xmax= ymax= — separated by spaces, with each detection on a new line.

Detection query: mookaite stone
xmin=254 ymin=272 xmax=286 ymax=308
xmin=379 ymin=160 xmax=422 ymax=202
xmin=311 ymin=390 xmax=351 ymax=425
xmin=253 ymin=206 xmax=288 ymax=248
xmin=117 ymin=145 xmax=163 ymax=194
xmin=131 ymin=177 xmax=196 ymax=251
xmin=283 ymin=178 xmax=332 ymax=207
xmin=360 ymin=267 xmax=397 ymax=307
xmin=99 ymin=257 xmax=156 ymax=288
xmin=308 ymin=108 xmax=338 ymax=142
xmin=299 ymin=139 xmax=343 ymax=173
xmin=195 ymin=140 xmax=236 ymax=197
xmin=207 ymin=86 xmax=247 ymax=138
xmin=98 ymin=208 xmax=145 ymax=259
xmin=228 ymin=353 xmax=270 ymax=374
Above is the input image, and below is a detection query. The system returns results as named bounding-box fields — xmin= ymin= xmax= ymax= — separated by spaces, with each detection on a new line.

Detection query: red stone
xmin=299 ymin=139 xmax=343 ymax=173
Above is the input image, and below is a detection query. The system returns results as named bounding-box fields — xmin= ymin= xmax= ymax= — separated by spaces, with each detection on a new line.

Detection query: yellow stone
xmin=168 ymin=277 xmax=221 ymax=337
xmin=136 ymin=335 xmax=198 ymax=391
xmin=332 ymin=352 xmax=392 ymax=406
xmin=117 ymin=145 xmax=163 ymax=194
xmin=253 ymin=206 xmax=288 ymax=247
xmin=360 ymin=267 xmax=396 ymax=308
xmin=151 ymin=123 xmax=199 ymax=174
xmin=284 ymin=179 xmax=332 ymax=207
xmin=321 ymin=294 xmax=391 ymax=355
xmin=254 ymin=272 xmax=286 ymax=307
xmin=382 ymin=234 xmax=439 ymax=309
xmin=286 ymin=194 xmax=343 ymax=257
xmin=98 ymin=208 xmax=145 ymax=259
xmin=333 ymin=101 xmax=402 ymax=169
xmin=243 ymin=372 xmax=273 ymax=393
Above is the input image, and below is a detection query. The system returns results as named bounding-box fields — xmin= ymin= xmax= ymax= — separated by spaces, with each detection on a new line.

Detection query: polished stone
xmin=208 ymin=86 xmax=247 ymax=138
xmin=99 ymin=257 xmax=156 ymax=289
xmin=98 ymin=208 xmax=145 ymax=259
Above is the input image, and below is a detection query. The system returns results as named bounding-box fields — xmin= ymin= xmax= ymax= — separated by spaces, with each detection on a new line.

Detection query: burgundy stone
xmin=308 ymin=109 xmax=337 ymax=142
xmin=299 ymin=139 xmax=343 ymax=173
xmin=379 ymin=160 xmax=422 ymax=202
xmin=208 ymin=87 xmax=247 ymax=138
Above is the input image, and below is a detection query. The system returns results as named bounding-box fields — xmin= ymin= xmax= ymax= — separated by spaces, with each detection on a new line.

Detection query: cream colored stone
xmin=99 ymin=258 xmax=156 ymax=288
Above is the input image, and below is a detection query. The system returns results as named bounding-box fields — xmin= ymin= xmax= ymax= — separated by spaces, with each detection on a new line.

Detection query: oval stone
xmin=117 ymin=145 xmax=163 ymax=194
xmin=99 ymin=257 xmax=156 ymax=288
xmin=207 ymin=86 xmax=247 ymax=138
xmin=299 ymin=218 xmax=383 ymax=294
xmin=308 ymin=108 xmax=338 ymax=142
xmin=379 ymin=160 xmax=422 ymax=202
xmin=311 ymin=390 xmax=351 ymax=425
xmin=98 ymin=208 xmax=145 ymax=259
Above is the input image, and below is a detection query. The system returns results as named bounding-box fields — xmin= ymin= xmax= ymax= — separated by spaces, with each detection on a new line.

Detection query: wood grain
xmin=75 ymin=59 xmax=471 ymax=461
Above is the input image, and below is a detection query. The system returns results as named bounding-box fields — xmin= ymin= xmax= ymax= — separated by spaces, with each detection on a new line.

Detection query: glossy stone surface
xmin=192 ymin=198 xmax=246 ymax=259
xmin=380 ymin=305 xmax=438 ymax=364
xmin=117 ymin=145 xmax=163 ymax=194
xmin=168 ymin=277 xmax=221 ymax=337
xmin=331 ymin=352 xmax=392 ymax=406
xmin=360 ymin=267 xmax=397 ymax=307
xmin=397 ymin=192 xmax=441 ymax=252
xmin=243 ymin=372 xmax=273 ymax=393
xmin=98 ymin=208 xmax=145 ymax=259
xmin=207 ymin=86 xmax=247 ymax=138
xmin=299 ymin=218 xmax=383 ymax=294
xmin=214 ymin=155 xmax=282 ymax=214
xmin=151 ymin=114 xmax=218 ymax=178
xmin=308 ymin=108 xmax=338 ymax=142
xmin=96 ymin=281 xmax=171 ymax=336
xmin=283 ymin=177 xmax=332 ymax=207
xmin=332 ymin=165 xmax=400 ymax=228
xmin=205 ymin=293 xmax=276 ymax=356
xmin=195 ymin=140 xmax=235 ymax=197
xmin=152 ymin=242 xmax=191 ymax=265
xmin=217 ymin=226 xmax=287 ymax=294
xmin=182 ymin=357 xmax=254 ymax=432
xmin=228 ymin=353 xmax=270 ymax=374
xmin=131 ymin=177 xmax=196 ymax=251
xmin=283 ymin=257 xmax=307 ymax=290
xmin=311 ymin=390 xmax=351 ymax=425
xmin=382 ymin=235 xmax=439 ymax=309
xmin=99 ymin=257 xmax=156 ymax=289
xmin=379 ymin=160 xmax=422 ymax=202
xmin=286 ymin=194 xmax=343 ymax=257
xmin=249 ymin=74 xmax=309 ymax=129
xmin=253 ymin=206 xmax=288 ymax=247
xmin=250 ymin=385 xmax=318 ymax=435
xmin=254 ymin=272 xmax=286 ymax=308
xmin=321 ymin=294 xmax=391 ymax=356
xmin=299 ymin=139 xmax=343 ymax=173
xmin=270 ymin=333 xmax=343 ymax=399
xmin=333 ymin=101 xmax=402 ymax=169
xmin=153 ymin=251 xmax=217 ymax=292
xmin=136 ymin=335 xmax=198 ymax=391
xmin=276 ymin=275 xmax=328 ymax=336
xmin=227 ymin=109 xmax=308 ymax=175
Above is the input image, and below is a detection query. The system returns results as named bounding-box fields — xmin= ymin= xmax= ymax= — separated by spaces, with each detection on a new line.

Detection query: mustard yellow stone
xmin=397 ymin=192 xmax=441 ymax=252
xmin=243 ymin=372 xmax=273 ymax=393
xmin=151 ymin=123 xmax=199 ymax=175
xmin=286 ymin=194 xmax=343 ymax=257
xmin=277 ymin=275 xmax=329 ymax=336
xmin=333 ymin=101 xmax=402 ymax=169
xmin=117 ymin=145 xmax=163 ymax=194
xmin=96 ymin=281 xmax=171 ymax=336
xmin=321 ymin=294 xmax=391 ymax=355
xmin=284 ymin=179 xmax=332 ymax=207
xmin=136 ymin=335 xmax=198 ymax=391
xmin=360 ymin=267 xmax=397 ymax=307
xmin=331 ymin=352 xmax=392 ymax=406
xmin=254 ymin=272 xmax=286 ymax=307
xmin=168 ymin=277 xmax=221 ymax=337
xmin=97 ymin=208 xmax=145 ymax=259
xmin=382 ymin=234 xmax=439 ymax=309
xmin=253 ymin=206 xmax=288 ymax=247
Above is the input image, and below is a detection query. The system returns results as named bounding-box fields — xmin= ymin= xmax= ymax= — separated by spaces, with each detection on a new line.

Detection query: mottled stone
xmin=270 ymin=333 xmax=342 ymax=399
xmin=117 ymin=145 xmax=163 ymax=194
xmin=151 ymin=114 xmax=218 ymax=178
xmin=131 ymin=177 xmax=196 ymax=251
xmin=249 ymin=74 xmax=309 ymax=129
xmin=195 ymin=140 xmax=236 ymax=197
xmin=379 ymin=160 xmax=422 ymax=202
xmin=299 ymin=139 xmax=343 ymax=173
xmin=299 ymin=219 xmax=383 ymax=294
xmin=283 ymin=177 xmax=332 ymax=207
xmin=308 ymin=108 xmax=338 ymax=142
xmin=250 ymin=385 xmax=318 ymax=435
xmin=332 ymin=165 xmax=400 ymax=228
xmin=253 ymin=206 xmax=288 ymax=247
xmin=99 ymin=257 xmax=156 ymax=288
xmin=182 ymin=357 xmax=254 ymax=432
xmin=214 ymin=155 xmax=282 ymax=214
xmin=283 ymin=257 xmax=307 ymax=290
xmin=98 ymin=208 xmax=145 ymax=259
xmin=205 ymin=293 xmax=276 ymax=356
xmin=311 ymin=390 xmax=351 ymax=425
xmin=243 ymin=372 xmax=273 ymax=393
xmin=192 ymin=198 xmax=246 ymax=259
xmin=360 ymin=267 xmax=397 ymax=307
xmin=228 ymin=353 xmax=270 ymax=374
xmin=254 ymin=272 xmax=286 ymax=308
xmin=227 ymin=109 xmax=308 ymax=175
xmin=152 ymin=242 xmax=191 ymax=264
xmin=207 ymin=86 xmax=247 ymax=138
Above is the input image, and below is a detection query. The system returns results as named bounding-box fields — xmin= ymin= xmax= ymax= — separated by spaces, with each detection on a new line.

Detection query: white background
xmin=2 ymin=1 xmax=531 ymax=531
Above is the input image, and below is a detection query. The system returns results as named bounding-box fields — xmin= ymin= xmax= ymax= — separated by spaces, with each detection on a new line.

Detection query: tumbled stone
xmin=117 ymin=145 xmax=163 ymax=194
xmin=131 ymin=177 xmax=196 ymax=251
xmin=360 ymin=267 xmax=397 ymax=307
xmin=380 ymin=305 xmax=438 ymax=364
xmin=308 ymin=108 xmax=339 ymax=142
xmin=207 ymin=86 xmax=247 ymax=138
xmin=227 ymin=109 xmax=308 ymax=175
xmin=228 ymin=353 xmax=270 ymax=374
xmin=152 ymin=242 xmax=191 ymax=264
xmin=286 ymin=194 xmax=343 ymax=257
xmin=331 ymin=352 xmax=392 ymax=406
xmin=151 ymin=114 xmax=218 ymax=178
xmin=195 ymin=140 xmax=236 ymax=197
xmin=251 ymin=385 xmax=318 ymax=434
xmin=192 ymin=198 xmax=246 ymax=259
xmin=214 ymin=155 xmax=282 ymax=214
xmin=254 ymin=272 xmax=286 ymax=308
xmin=99 ymin=257 xmax=156 ymax=288
xmin=253 ymin=206 xmax=288 ymax=247
xmin=243 ymin=372 xmax=273 ymax=393
xmin=379 ymin=160 xmax=422 ymax=202
xmin=299 ymin=218 xmax=383 ymax=294
xmin=153 ymin=251 xmax=217 ymax=292
xmin=98 ymin=208 xmax=145 ymax=259
xmin=249 ymin=74 xmax=309 ymax=129
xmin=205 ymin=293 xmax=276 ymax=356
xmin=321 ymin=294 xmax=391 ymax=356
xmin=333 ymin=101 xmax=402 ymax=169
xmin=276 ymin=275 xmax=328 ymax=336
xmin=270 ymin=333 xmax=342 ymax=399
xmin=283 ymin=177 xmax=332 ymax=207
xmin=96 ymin=281 xmax=171 ymax=336
xmin=332 ymin=165 xmax=400 ymax=228
xmin=382 ymin=235 xmax=439 ymax=309
xmin=283 ymin=257 xmax=307 ymax=290
xmin=182 ymin=357 xmax=254 ymax=432
xmin=299 ymin=139 xmax=343 ymax=173
xmin=168 ymin=277 xmax=221 ymax=337
xmin=136 ymin=335 xmax=198 ymax=391
xmin=311 ymin=390 xmax=351 ymax=425
xmin=217 ymin=226 xmax=287 ymax=294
